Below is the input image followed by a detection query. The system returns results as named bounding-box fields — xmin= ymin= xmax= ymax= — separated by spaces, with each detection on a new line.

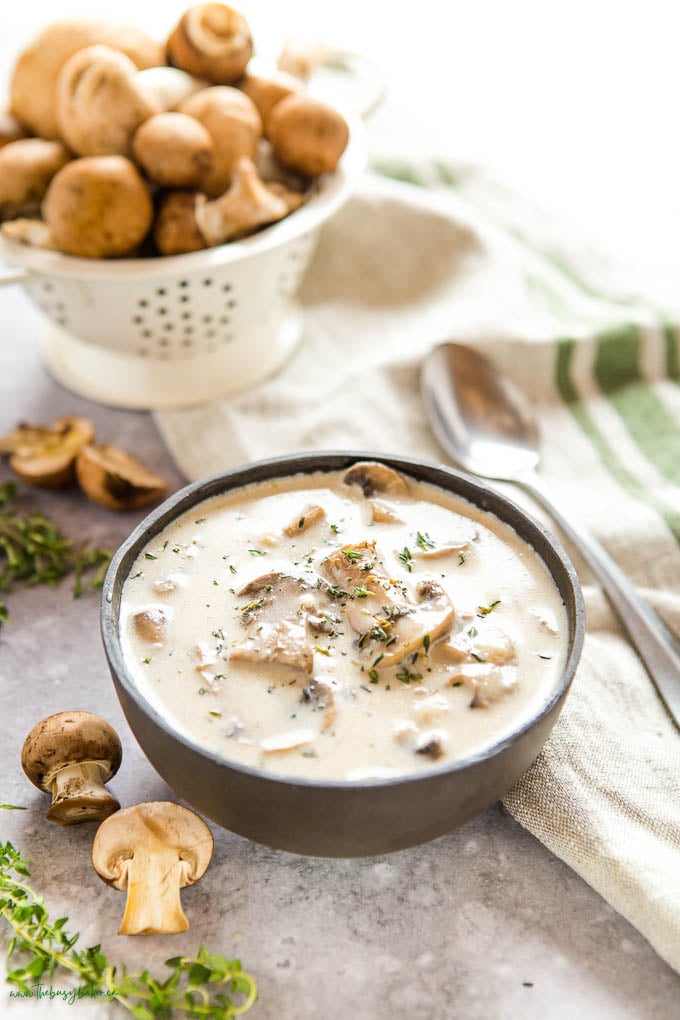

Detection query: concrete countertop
xmin=0 ymin=269 xmax=679 ymax=1020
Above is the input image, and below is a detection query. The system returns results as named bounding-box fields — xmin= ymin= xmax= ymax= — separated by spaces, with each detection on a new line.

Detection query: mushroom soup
xmin=120 ymin=463 xmax=569 ymax=781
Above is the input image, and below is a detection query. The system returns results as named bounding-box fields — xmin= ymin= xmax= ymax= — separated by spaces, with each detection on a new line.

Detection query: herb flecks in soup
xmin=120 ymin=463 xmax=568 ymax=780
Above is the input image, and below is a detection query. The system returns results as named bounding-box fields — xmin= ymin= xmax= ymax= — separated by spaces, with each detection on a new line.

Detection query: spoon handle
xmin=520 ymin=474 xmax=680 ymax=727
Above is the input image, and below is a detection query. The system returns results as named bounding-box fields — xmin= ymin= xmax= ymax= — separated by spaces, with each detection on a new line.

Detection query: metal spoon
xmin=421 ymin=341 xmax=680 ymax=728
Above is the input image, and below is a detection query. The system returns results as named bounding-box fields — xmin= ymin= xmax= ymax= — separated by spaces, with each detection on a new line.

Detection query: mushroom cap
xmin=132 ymin=112 xmax=214 ymax=188
xmin=21 ymin=711 xmax=122 ymax=792
xmin=179 ymin=85 xmax=261 ymax=197
xmin=1 ymin=415 xmax=95 ymax=488
xmin=154 ymin=190 xmax=205 ymax=256
xmin=0 ymin=111 xmax=29 ymax=149
xmin=75 ymin=443 xmax=166 ymax=510
xmin=9 ymin=19 xmax=164 ymax=140
xmin=167 ymin=3 xmax=253 ymax=84
xmin=57 ymin=45 xmax=160 ymax=157
xmin=0 ymin=138 xmax=71 ymax=221
xmin=92 ymin=801 xmax=213 ymax=890
xmin=268 ymin=94 xmax=349 ymax=177
xmin=43 ymin=156 xmax=153 ymax=258
xmin=343 ymin=461 xmax=409 ymax=498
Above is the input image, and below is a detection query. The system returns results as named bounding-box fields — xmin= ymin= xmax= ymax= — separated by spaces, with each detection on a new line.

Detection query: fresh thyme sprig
xmin=0 ymin=482 xmax=111 ymax=627
xmin=0 ymin=840 xmax=257 ymax=1018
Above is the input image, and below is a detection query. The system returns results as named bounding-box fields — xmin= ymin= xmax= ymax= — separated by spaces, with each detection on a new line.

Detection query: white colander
xmin=0 ymin=112 xmax=366 ymax=410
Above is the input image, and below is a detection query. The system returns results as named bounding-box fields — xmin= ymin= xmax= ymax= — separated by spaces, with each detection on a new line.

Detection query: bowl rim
xmin=0 ymin=110 xmax=367 ymax=280
xmin=101 ymin=450 xmax=585 ymax=790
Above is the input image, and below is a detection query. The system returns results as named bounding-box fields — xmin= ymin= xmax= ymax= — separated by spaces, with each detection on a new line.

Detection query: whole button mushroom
xmin=57 ymin=46 xmax=160 ymax=157
xmin=9 ymin=19 xmax=164 ymax=140
xmin=135 ymin=66 xmax=208 ymax=112
xmin=167 ymin=3 xmax=253 ymax=84
xmin=179 ymin=86 xmax=262 ymax=197
xmin=0 ymin=139 xmax=70 ymax=221
xmin=132 ymin=112 xmax=215 ymax=188
xmin=43 ymin=156 xmax=153 ymax=258
xmin=268 ymin=94 xmax=349 ymax=177
xmin=21 ymin=711 xmax=122 ymax=825
xmin=92 ymin=802 xmax=214 ymax=935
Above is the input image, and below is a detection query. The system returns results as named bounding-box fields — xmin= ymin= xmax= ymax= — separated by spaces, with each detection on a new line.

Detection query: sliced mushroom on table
xmin=21 ymin=711 xmax=122 ymax=825
xmin=75 ymin=443 xmax=166 ymax=510
xmin=92 ymin=801 xmax=213 ymax=935
xmin=0 ymin=415 xmax=94 ymax=487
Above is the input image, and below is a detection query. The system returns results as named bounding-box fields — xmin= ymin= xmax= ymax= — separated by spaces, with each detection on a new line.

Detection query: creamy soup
xmin=120 ymin=463 xmax=568 ymax=781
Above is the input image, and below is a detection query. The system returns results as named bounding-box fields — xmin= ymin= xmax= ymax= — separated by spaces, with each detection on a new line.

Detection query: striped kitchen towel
xmin=155 ymin=167 xmax=680 ymax=974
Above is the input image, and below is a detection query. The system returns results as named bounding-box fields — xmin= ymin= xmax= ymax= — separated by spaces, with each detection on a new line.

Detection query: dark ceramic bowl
xmin=101 ymin=451 xmax=584 ymax=857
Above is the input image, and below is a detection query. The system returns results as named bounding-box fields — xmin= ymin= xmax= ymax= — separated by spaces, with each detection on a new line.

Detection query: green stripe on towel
xmin=557 ymin=336 xmax=680 ymax=542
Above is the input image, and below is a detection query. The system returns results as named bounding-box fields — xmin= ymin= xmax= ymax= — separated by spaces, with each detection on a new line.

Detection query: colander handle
xmin=278 ymin=41 xmax=385 ymax=119
xmin=0 ymin=267 xmax=28 ymax=287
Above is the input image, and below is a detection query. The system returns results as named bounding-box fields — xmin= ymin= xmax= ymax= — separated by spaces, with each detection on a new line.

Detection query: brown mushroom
xmin=154 ymin=190 xmax=206 ymax=256
xmin=0 ymin=111 xmax=28 ymax=149
xmin=154 ymin=157 xmax=297 ymax=255
xmin=21 ymin=711 xmax=122 ymax=825
xmin=195 ymin=156 xmax=290 ymax=245
xmin=75 ymin=443 xmax=166 ymax=510
xmin=133 ymin=113 xmax=214 ymax=188
xmin=132 ymin=607 xmax=172 ymax=643
xmin=92 ymin=801 xmax=213 ymax=935
xmin=343 ymin=461 xmax=410 ymax=499
xmin=56 ymin=46 xmax=160 ymax=157
xmin=268 ymin=94 xmax=349 ymax=177
xmin=43 ymin=156 xmax=153 ymax=258
xmin=179 ymin=86 xmax=261 ymax=196
xmin=0 ymin=138 xmax=70 ymax=221
xmin=238 ymin=68 xmax=301 ymax=135
xmin=167 ymin=3 xmax=253 ymax=84
xmin=9 ymin=19 xmax=163 ymax=140
xmin=0 ymin=415 xmax=95 ymax=487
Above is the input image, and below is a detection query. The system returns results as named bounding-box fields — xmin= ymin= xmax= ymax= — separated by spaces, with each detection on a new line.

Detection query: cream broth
xmin=120 ymin=464 xmax=568 ymax=781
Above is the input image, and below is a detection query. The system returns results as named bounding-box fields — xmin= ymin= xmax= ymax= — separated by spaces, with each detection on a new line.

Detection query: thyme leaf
xmin=0 ymin=483 xmax=111 ymax=628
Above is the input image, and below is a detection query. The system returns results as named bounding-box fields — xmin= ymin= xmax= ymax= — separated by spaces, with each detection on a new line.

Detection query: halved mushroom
xmin=179 ymin=86 xmax=261 ymax=196
xmin=56 ymin=46 xmax=160 ymax=157
xmin=438 ymin=622 xmax=516 ymax=667
xmin=92 ymin=801 xmax=213 ymax=935
xmin=43 ymin=156 xmax=153 ymax=258
xmin=321 ymin=544 xmax=454 ymax=667
xmin=75 ymin=443 xmax=166 ymax=511
xmin=284 ymin=503 xmax=326 ymax=536
xmin=343 ymin=462 xmax=409 ymax=499
xmin=21 ymin=711 xmax=122 ymax=825
xmin=0 ymin=138 xmax=70 ymax=221
xmin=448 ymin=663 xmax=519 ymax=708
xmin=167 ymin=3 xmax=253 ymax=84
xmin=9 ymin=19 xmax=163 ymax=139
xmin=267 ymin=94 xmax=349 ymax=177
xmin=132 ymin=112 xmax=214 ymax=188
xmin=231 ymin=571 xmax=315 ymax=673
xmin=0 ymin=415 xmax=95 ymax=487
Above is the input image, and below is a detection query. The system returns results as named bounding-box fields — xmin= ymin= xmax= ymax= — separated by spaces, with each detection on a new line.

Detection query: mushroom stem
xmin=47 ymin=761 xmax=120 ymax=825
xmin=118 ymin=852 xmax=191 ymax=935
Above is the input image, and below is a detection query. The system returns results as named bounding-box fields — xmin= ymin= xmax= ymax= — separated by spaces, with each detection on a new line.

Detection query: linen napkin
xmin=155 ymin=170 xmax=680 ymax=975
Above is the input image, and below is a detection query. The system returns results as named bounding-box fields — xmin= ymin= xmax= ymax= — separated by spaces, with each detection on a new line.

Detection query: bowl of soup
xmin=101 ymin=451 xmax=584 ymax=856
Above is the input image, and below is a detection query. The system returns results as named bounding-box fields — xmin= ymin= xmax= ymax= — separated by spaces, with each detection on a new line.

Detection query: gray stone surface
xmin=1 ymin=285 xmax=679 ymax=1020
